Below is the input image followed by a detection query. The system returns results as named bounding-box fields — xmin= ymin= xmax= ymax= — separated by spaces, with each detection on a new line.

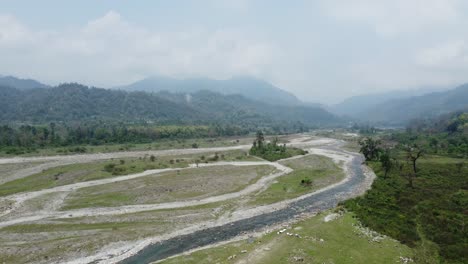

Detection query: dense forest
xmin=0 ymin=83 xmax=339 ymax=126
xmin=0 ymin=82 xmax=340 ymax=154
xmin=358 ymin=84 xmax=468 ymax=124
xmin=0 ymin=123 xmax=251 ymax=154
xmin=345 ymin=111 xmax=467 ymax=263
xmin=393 ymin=111 xmax=468 ymax=157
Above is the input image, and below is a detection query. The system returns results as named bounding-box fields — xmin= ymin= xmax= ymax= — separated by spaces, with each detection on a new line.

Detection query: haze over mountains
xmin=115 ymin=75 xmax=301 ymax=106
xmin=330 ymin=84 xmax=467 ymax=124
xmin=0 ymin=75 xmax=49 ymax=90
xmin=1 ymin=74 xmax=467 ymax=126
xmin=359 ymin=84 xmax=468 ymax=124
xmin=330 ymin=86 xmax=449 ymax=117
xmin=0 ymin=80 xmax=339 ymax=127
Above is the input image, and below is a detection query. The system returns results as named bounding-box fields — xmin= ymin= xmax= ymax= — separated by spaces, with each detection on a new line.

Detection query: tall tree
xmin=359 ymin=137 xmax=382 ymax=161
xmin=398 ymin=163 xmax=415 ymax=189
xmin=379 ymin=148 xmax=393 ymax=178
xmin=255 ymin=130 xmax=265 ymax=149
xmin=406 ymin=144 xmax=424 ymax=174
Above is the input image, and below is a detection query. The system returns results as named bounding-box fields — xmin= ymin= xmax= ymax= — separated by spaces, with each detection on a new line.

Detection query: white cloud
xmin=320 ymin=0 xmax=461 ymax=37
xmin=2 ymin=3 xmax=468 ymax=104
xmin=415 ymin=41 xmax=468 ymax=68
xmin=0 ymin=11 xmax=274 ymax=87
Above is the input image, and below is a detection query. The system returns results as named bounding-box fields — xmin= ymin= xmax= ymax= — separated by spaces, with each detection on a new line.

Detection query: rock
xmin=263 ymin=247 xmax=271 ymax=251
xmin=293 ymin=256 xmax=304 ymax=262
xmin=227 ymin=254 xmax=237 ymax=260
xmin=241 ymin=250 xmax=247 ymax=254
xmin=323 ymin=213 xmax=340 ymax=222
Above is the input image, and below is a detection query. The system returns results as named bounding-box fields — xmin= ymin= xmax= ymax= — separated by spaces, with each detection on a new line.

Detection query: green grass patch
xmin=249 ymin=155 xmax=344 ymax=205
xmin=1 ymin=221 xmax=156 ymax=233
xmin=160 ymin=211 xmax=414 ymax=264
xmin=0 ymin=149 xmax=255 ymax=197
xmin=0 ymin=136 xmax=256 ymax=158
xmin=344 ymin=157 xmax=468 ymax=263
xmin=61 ymin=165 xmax=276 ymax=210
xmin=251 ymin=146 xmax=307 ymax=162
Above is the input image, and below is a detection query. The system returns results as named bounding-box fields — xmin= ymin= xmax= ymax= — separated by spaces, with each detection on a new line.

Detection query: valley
xmin=0 ymin=134 xmax=383 ymax=264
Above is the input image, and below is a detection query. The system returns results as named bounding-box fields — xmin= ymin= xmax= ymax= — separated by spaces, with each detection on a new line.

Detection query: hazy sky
xmin=1 ymin=0 xmax=468 ymax=103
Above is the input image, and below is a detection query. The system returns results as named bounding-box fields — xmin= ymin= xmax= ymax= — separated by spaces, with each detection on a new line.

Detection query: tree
xmin=399 ymin=163 xmax=415 ymax=188
xmin=255 ymin=130 xmax=265 ymax=149
xmin=359 ymin=137 xmax=382 ymax=161
xmin=272 ymin=136 xmax=279 ymax=147
xmin=406 ymin=144 xmax=424 ymax=174
xmin=150 ymin=155 xmax=156 ymax=162
xmin=455 ymin=162 xmax=464 ymax=173
xmin=379 ymin=148 xmax=393 ymax=178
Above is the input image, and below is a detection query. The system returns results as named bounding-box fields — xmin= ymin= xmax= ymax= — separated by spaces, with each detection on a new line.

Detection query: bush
xmin=344 ymin=159 xmax=467 ymax=262
xmin=300 ymin=177 xmax=312 ymax=186
xmin=103 ymin=163 xmax=116 ymax=172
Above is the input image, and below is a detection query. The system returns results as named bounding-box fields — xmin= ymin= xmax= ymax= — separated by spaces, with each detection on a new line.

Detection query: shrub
xmin=300 ymin=177 xmax=312 ymax=186
xmin=103 ymin=163 xmax=116 ymax=172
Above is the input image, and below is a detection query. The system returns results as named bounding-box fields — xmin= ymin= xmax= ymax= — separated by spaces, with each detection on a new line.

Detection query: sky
xmin=1 ymin=0 xmax=468 ymax=104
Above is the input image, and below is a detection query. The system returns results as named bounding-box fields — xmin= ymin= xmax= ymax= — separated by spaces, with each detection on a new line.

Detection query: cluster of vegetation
xmin=0 ymin=123 xmax=249 ymax=155
xmin=161 ymin=211 xmax=413 ymax=264
xmin=350 ymin=123 xmax=382 ymax=135
xmin=346 ymin=111 xmax=468 ymax=263
xmin=0 ymin=83 xmax=339 ymax=127
xmin=249 ymin=131 xmax=307 ymax=161
xmin=391 ymin=111 xmax=468 ymax=157
xmin=0 ymin=83 xmax=344 ymax=155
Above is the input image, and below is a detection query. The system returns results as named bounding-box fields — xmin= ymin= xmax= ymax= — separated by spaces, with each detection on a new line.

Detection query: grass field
xmin=0 ymin=149 xmax=255 ymax=197
xmin=0 ymin=135 xmax=260 ymax=157
xmin=345 ymin=153 xmax=467 ymax=263
xmin=248 ymin=155 xmax=344 ymax=205
xmin=160 ymin=210 xmax=414 ymax=264
xmin=61 ymin=165 xmax=277 ymax=209
xmin=0 ymin=161 xmax=46 ymax=184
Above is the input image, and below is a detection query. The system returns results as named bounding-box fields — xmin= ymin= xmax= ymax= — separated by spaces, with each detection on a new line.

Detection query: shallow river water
xmin=119 ymin=149 xmax=365 ymax=264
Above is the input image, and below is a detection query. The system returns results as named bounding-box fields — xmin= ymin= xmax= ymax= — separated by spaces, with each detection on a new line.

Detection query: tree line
xmin=0 ymin=122 xmax=249 ymax=151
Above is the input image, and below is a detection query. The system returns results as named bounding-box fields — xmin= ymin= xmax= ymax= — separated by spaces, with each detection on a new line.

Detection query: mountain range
xmin=331 ymin=86 xmax=449 ymax=117
xmin=115 ymin=75 xmax=301 ymax=106
xmin=0 ymin=75 xmax=49 ymax=90
xmin=0 ymin=83 xmax=339 ymax=126
xmin=1 ymin=74 xmax=467 ymax=126
xmin=359 ymin=84 xmax=468 ymax=124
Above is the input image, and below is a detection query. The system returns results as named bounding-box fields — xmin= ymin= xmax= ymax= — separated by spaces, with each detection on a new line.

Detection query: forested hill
xmin=331 ymin=86 xmax=446 ymax=117
xmin=0 ymin=75 xmax=49 ymax=90
xmin=116 ymin=75 xmax=301 ymax=106
xmin=0 ymin=83 xmax=339 ymax=126
xmin=358 ymin=84 xmax=468 ymax=124
xmin=157 ymin=90 xmax=338 ymax=125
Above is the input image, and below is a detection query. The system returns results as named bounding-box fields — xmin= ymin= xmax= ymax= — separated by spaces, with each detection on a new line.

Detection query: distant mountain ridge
xmin=359 ymin=84 xmax=468 ymax=124
xmin=331 ymin=86 xmax=449 ymax=117
xmin=115 ymin=75 xmax=302 ymax=106
xmin=0 ymin=83 xmax=339 ymax=126
xmin=0 ymin=75 xmax=49 ymax=90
